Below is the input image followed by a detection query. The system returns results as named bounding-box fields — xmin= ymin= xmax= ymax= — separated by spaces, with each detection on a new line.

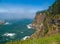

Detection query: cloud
xmin=0 ymin=5 xmax=44 ymax=19
xmin=0 ymin=6 xmax=42 ymax=13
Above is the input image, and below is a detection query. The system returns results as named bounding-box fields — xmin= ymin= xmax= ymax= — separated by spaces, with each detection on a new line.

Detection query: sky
xmin=0 ymin=0 xmax=55 ymax=19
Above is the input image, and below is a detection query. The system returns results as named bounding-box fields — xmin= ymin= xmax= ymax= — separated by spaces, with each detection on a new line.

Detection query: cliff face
xmin=30 ymin=13 xmax=46 ymax=38
xmin=44 ymin=15 xmax=60 ymax=36
xmin=30 ymin=13 xmax=60 ymax=39
xmin=30 ymin=0 xmax=60 ymax=39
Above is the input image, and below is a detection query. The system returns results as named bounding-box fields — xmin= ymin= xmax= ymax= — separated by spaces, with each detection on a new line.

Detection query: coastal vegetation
xmin=6 ymin=34 xmax=60 ymax=44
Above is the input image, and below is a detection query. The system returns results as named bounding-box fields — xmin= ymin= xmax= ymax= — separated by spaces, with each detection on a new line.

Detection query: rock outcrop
xmin=0 ymin=20 xmax=6 ymax=25
xmin=30 ymin=13 xmax=46 ymax=38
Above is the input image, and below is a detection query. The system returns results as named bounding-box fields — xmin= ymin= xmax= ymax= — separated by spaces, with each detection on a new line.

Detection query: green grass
xmin=6 ymin=34 xmax=60 ymax=44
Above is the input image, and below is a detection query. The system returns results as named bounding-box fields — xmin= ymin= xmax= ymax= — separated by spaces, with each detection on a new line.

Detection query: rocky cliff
xmin=30 ymin=13 xmax=60 ymax=39
xmin=30 ymin=0 xmax=60 ymax=39
xmin=30 ymin=13 xmax=46 ymax=38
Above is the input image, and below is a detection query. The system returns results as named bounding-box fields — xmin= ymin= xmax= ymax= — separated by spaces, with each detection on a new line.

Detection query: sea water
xmin=0 ymin=19 xmax=35 ymax=44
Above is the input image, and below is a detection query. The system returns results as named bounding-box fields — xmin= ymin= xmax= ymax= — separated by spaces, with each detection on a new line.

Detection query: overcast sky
xmin=0 ymin=0 xmax=55 ymax=19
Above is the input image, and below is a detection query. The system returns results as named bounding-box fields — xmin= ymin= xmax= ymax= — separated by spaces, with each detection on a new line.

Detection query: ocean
xmin=0 ymin=19 xmax=35 ymax=44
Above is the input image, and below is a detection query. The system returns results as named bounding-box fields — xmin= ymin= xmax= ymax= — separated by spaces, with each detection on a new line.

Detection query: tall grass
xmin=6 ymin=34 xmax=60 ymax=44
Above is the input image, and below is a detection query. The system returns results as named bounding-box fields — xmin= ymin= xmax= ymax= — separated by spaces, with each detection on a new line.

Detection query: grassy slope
xmin=6 ymin=34 xmax=60 ymax=44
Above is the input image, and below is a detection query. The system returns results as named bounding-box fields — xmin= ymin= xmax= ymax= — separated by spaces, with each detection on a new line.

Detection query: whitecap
xmin=27 ymin=24 xmax=32 ymax=29
xmin=4 ymin=22 xmax=11 ymax=25
xmin=2 ymin=33 xmax=16 ymax=37
xmin=22 ymin=36 xmax=30 ymax=40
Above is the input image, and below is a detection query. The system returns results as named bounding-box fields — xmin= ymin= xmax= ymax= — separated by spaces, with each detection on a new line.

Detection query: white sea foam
xmin=3 ymin=33 xmax=16 ymax=37
xmin=22 ymin=36 xmax=30 ymax=40
xmin=27 ymin=24 xmax=32 ymax=29
xmin=4 ymin=22 xmax=10 ymax=25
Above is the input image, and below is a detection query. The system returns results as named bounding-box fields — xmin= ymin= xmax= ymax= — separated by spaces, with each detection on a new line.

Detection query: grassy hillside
xmin=6 ymin=34 xmax=60 ymax=44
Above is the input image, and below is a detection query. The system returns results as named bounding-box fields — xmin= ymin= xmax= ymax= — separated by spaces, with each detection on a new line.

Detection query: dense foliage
xmin=48 ymin=0 xmax=60 ymax=16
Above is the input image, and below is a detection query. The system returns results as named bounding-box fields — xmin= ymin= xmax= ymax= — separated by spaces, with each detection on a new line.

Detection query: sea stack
xmin=0 ymin=20 xmax=6 ymax=25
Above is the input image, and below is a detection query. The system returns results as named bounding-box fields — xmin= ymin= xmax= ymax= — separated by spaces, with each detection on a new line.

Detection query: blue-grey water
xmin=0 ymin=19 xmax=35 ymax=44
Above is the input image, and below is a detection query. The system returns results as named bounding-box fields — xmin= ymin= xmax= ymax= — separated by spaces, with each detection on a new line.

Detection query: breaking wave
xmin=22 ymin=36 xmax=30 ymax=40
xmin=4 ymin=22 xmax=11 ymax=25
xmin=27 ymin=24 xmax=32 ymax=29
xmin=2 ymin=33 xmax=16 ymax=37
